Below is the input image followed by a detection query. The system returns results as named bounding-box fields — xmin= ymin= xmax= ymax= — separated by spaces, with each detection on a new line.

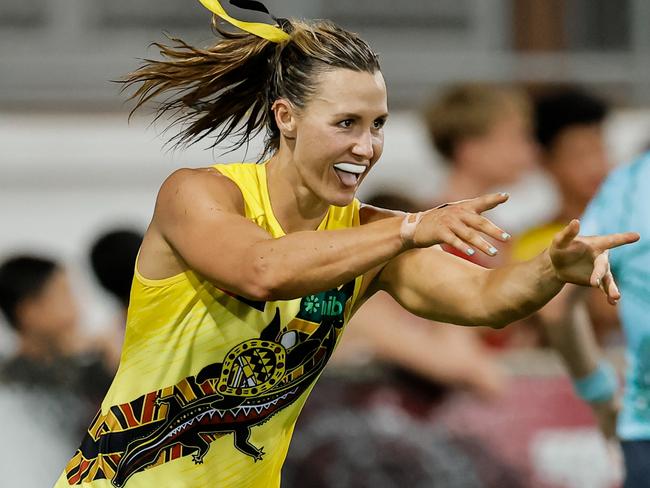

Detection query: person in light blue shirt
xmin=563 ymin=151 xmax=650 ymax=488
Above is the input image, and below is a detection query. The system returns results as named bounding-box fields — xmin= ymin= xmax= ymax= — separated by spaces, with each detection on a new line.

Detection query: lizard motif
xmin=65 ymin=281 xmax=355 ymax=486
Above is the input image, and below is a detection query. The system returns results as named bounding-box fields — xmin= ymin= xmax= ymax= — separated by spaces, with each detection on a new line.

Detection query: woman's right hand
xmin=410 ymin=192 xmax=512 ymax=255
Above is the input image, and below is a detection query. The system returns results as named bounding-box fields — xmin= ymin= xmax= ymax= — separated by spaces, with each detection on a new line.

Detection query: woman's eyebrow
xmin=332 ymin=112 xmax=389 ymax=119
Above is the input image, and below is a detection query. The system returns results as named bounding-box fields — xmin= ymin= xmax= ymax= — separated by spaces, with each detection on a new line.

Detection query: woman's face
xmin=290 ymin=68 xmax=388 ymax=206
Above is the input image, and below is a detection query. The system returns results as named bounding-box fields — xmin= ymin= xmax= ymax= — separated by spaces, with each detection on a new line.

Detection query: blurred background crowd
xmin=2 ymin=1 xmax=650 ymax=487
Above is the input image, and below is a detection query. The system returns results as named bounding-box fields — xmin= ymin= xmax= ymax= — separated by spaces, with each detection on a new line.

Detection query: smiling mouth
xmin=333 ymin=163 xmax=366 ymax=188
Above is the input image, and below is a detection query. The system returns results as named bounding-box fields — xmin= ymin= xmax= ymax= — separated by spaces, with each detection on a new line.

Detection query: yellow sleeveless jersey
xmin=55 ymin=162 xmax=363 ymax=488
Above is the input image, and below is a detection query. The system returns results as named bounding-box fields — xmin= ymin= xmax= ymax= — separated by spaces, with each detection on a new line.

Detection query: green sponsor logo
xmin=299 ymin=291 xmax=345 ymax=321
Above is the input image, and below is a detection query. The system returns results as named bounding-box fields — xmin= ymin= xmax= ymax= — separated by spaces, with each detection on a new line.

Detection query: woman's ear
xmin=272 ymin=99 xmax=297 ymax=140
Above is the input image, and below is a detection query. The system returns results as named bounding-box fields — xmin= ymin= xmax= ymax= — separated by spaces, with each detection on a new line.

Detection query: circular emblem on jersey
xmin=217 ymin=339 xmax=287 ymax=397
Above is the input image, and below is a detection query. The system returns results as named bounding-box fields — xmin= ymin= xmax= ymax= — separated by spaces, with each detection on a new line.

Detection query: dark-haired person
xmin=510 ymin=87 xmax=622 ymax=448
xmin=90 ymin=229 xmax=144 ymax=312
xmin=513 ymin=87 xmax=610 ymax=262
xmin=54 ymin=3 xmax=639 ymax=487
xmin=0 ymin=256 xmax=114 ymax=486
xmin=511 ymin=88 xmax=618 ymax=343
xmin=0 ymin=256 xmax=78 ymax=372
xmin=89 ymin=228 xmax=145 ymax=369
xmin=0 ymin=255 xmax=113 ymax=400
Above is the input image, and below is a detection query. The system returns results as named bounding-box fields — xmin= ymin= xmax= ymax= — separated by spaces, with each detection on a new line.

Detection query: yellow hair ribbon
xmin=198 ymin=0 xmax=290 ymax=43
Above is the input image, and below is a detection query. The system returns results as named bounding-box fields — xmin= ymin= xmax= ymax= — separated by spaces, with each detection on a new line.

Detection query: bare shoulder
xmin=137 ymin=167 xmax=245 ymax=280
xmin=156 ymin=166 xmax=245 ymax=217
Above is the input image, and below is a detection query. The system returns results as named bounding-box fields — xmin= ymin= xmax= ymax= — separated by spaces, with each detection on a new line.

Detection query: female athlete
xmin=55 ymin=1 xmax=638 ymax=486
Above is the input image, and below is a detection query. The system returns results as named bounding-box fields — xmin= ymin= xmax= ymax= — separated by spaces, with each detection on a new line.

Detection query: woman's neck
xmin=265 ymin=152 xmax=329 ymax=234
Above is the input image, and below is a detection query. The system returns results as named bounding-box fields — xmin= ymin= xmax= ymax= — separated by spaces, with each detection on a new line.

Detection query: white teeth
xmin=334 ymin=162 xmax=366 ymax=174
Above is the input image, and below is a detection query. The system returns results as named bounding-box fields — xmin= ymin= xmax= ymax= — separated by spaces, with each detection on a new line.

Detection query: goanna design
xmin=64 ymin=281 xmax=355 ymax=486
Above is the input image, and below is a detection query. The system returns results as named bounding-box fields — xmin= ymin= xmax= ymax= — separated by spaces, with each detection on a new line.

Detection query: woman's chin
xmin=311 ymin=175 xmax=359 ymax=207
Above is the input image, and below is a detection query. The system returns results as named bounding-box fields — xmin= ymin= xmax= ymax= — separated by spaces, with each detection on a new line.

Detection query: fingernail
xmin=488 ymin=246 xmax=498 ymax=255
xmin=466 ymin=248 xmax=475 ymax=256
xmin=596 ymin=278 xmax=601 ymax=287
xmin=501 ymin=232 xmax=511 ymax=240
xmin=499 ymin=192 xmax=509 ymax=197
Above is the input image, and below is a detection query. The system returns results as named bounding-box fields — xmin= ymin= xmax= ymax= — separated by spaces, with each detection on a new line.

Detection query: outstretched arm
xmin=151 ymin=169 xmax=511 ymax=302
xmin=153 ymin=168 xmax=406 ymax=301
xmin=374 ymin=244 xmax=563 ymax=327
xmin=373 ymin=219 xmax=639 ymax=328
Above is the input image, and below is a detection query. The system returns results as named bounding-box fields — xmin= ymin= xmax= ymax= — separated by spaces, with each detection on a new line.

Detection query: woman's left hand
xmin=549 ymin=220 xmax=640 ymax=305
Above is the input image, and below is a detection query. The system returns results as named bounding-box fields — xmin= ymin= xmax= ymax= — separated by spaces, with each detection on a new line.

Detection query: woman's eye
xmin=339 ymin=119 xmax=353 ymax=128
xmin=373 ymin=119 xmax=386 ymax=129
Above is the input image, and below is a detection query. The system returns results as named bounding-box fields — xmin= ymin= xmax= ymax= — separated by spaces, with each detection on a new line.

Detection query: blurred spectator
xmin=424 ymin=83 xmax=539 ymax=348
xmin=507 ymin=87 xmax=624 ymax=479
xmin=425 ymin=83 xmax=538 ymax=264
xmin=0 ymin=255 xmax=114 ymax=486
xmin=544 ymin=151 xmax=650 ymax=488
xmin=511 ymin=87 xmax=618 ymax=347
xmin=88 ymin=228 xmax=144 ymax=369
xmin=426 ymin=83 xmax=536 ymax=202
xmin=89 ymin=228 xmax=143 ymax=312
xmin=0 ymin=255 xmax=112 ymax=400
xmin=513 ymin=86 xmax=610 ymax=234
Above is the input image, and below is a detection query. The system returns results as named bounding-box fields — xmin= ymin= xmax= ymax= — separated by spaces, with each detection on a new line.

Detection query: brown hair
xmin=121 ymin=17 xmax=380 ymax=158
xmin=424 ymin=83 xmax=531 ymax=162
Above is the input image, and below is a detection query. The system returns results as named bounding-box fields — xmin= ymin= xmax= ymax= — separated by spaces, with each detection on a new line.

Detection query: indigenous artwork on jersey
xmin=64 ymin=281 xmax=355 ymax=487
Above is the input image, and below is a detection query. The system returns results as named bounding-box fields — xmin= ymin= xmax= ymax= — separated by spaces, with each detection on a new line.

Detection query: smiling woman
xmin=265 ymin=68 xmax=387 ymax=208
xmin=53 ymin=1 xmax=639 ymax=488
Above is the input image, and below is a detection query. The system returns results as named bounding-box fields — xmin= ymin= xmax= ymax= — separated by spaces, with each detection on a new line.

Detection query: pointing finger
xmin=596 ymin=232 xmax=640 ymax=251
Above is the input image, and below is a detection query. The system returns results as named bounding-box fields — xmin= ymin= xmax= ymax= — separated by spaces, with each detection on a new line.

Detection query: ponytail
xmin=121 ymin=12 xmax=380 ymax=158
xmin=121 ymin=22 xmax=280 ymax=157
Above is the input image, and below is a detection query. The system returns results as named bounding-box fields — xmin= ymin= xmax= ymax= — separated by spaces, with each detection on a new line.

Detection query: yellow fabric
xmin=511 ymin=222 xmax=565 ymax=262
xmin=198 ymin=0 xmax=290 ymax=43
xmin=55 ymin=162 xmax=362 ymax=488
